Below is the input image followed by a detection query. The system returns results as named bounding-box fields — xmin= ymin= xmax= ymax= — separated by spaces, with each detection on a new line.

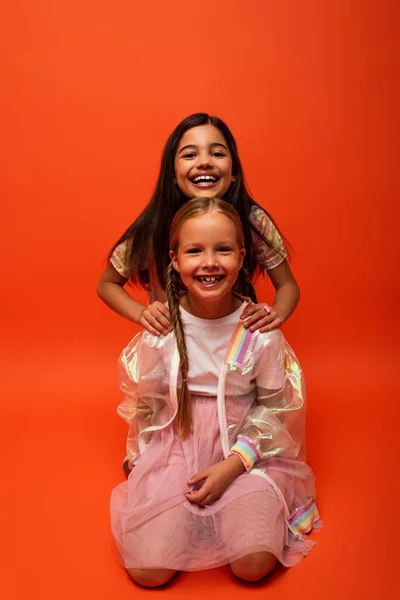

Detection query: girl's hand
xmin=139 ymin=302 xmax=172 ymax=336
xmin=240 ymin=302 xmax=282 ymax=333
xmin=185 ymin=456 xmax=245 ymax=506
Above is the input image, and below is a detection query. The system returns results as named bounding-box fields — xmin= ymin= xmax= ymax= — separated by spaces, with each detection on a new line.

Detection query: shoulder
xmin=141 ymin=329 xmax=175 ymax=350
xmin=256 ymin=327 xmax=284 ymax=344
xmin=120 ymin=330 xmax=175 ymax=381
xmin=253 ymin=328 xmax=285 ymax=356
xmin=110 ymin=239 xmax=152 ymax=279
xmin=253 ymin=329 xmax=301 ymax=374
xmin=121 ymin=329 xmax=174 ymax=359
xmin=249 ymin=205 xmax=287 ymax=269
xmin=110 ymin=241 xmax=130 ymax=278
xmin=249 ymin=205 xmax=279 ymax=242
xmin=249 ymin=204 xmax=270 ymax=230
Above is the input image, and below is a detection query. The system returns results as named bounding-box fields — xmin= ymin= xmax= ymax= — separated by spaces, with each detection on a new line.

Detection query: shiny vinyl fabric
xmin=117 ymin=320 xmax=319 ymax=538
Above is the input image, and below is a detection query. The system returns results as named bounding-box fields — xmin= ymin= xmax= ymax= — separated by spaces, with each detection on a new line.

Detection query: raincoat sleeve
xmin=230 ymin=330 xmax=306 ymax=471
xmin=117 ymin=331 xmax=171 ymax=467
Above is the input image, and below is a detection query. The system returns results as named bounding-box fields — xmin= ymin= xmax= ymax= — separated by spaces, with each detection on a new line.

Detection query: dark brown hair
xmin=108 ymin=113 xmax=288 ymax=299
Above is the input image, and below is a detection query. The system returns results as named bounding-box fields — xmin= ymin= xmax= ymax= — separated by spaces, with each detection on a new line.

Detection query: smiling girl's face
xmin=174 ymin=124 xmax=234 ymax=199
xmin=170 ymin=210 xmax=245 ymax=313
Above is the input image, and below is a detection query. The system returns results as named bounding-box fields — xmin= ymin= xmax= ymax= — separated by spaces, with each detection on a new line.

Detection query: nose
xmin=202 ymin=251 xmax=218 ymax=269
xmin=196 ymin=151 xmax=213 ymax=169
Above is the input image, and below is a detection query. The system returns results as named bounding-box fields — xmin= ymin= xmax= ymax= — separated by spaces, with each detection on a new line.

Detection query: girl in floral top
xmin=97 ymin=113 xmax=300 ymax=338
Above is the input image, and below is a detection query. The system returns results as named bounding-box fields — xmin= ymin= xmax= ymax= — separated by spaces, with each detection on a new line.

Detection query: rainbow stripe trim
xmin=225 ymin=322 xmax=254 ymax=366
xmin=288 ymin=499 xmax=320 ymax=535
xmin=230 ymin=437 xmax=259 ymax=470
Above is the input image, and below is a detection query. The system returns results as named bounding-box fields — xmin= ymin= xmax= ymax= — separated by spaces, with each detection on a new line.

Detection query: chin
xmin=188 ymin=189 xmax=215 ymax=199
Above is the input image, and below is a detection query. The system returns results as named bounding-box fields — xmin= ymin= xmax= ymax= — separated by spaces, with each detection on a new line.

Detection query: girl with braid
xmin=110 ymin=198 xmax=320 ymax=587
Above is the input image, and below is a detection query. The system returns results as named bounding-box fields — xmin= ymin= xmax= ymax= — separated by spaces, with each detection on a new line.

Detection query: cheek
xmin=226 ymin=257 xmax=243 ymax=274
xmin=177 ymin=258 xmax=192 ymax=275
xmin=175 ymin=171 xmax=192 ymax=196
xmin=222 ymin=159 xmax=233 ymax=177
xmin=220 ymin=166 xmax=234 ymax=191
xmin=175 ymin=162 xmax=188 ymax=179
xmin=183 ymin=264 xmax=196 ymax=277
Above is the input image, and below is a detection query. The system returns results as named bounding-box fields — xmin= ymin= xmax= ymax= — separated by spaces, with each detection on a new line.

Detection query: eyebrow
xmin=177 ymin=142 xmax=229 ymax=155
xmin=182 ymin=240 xmax=235 ymax=250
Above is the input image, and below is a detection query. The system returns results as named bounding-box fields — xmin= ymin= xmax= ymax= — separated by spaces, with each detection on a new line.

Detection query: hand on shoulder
xmin=139 ymin=302 xmax=172 ymax=337
xmin=240 ymin=302 xmax=282 ymax=333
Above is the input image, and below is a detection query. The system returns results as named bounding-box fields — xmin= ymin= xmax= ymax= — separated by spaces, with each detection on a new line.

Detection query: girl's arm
xmin=97 ymin=265 xmax=171 ymax=336
xmin=184 ymin=455 xmax=245 ymax=506
xmin=118 ymin=332 xmax=156 ymax=469
xmin=230 ymin=331 xmax=305 ymax=470
xmin=185 ymin=381 xmax=303 ymax=507
xmin=185 ymin=333 xmax=304 ymax=507
xmin=241 ymin=260 xmax=300 ymax=332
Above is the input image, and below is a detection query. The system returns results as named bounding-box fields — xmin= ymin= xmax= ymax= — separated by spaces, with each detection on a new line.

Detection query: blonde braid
xmin=165 ymin=262 xmax=192 ymax=438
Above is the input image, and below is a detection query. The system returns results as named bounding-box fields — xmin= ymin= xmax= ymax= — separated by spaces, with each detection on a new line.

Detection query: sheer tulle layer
xmin=110 ymin=395 xmax=316 ymax=571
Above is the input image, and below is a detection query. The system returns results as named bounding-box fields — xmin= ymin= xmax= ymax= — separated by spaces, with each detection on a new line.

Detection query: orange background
xmin=1 ymin=1 xmax=398 ymax=598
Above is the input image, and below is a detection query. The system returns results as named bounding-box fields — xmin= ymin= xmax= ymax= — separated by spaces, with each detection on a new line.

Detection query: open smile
xmin=190 ymin=174 xmax=220 ymax=189
xmin=195 ymin=275 xmax=225 ymax=287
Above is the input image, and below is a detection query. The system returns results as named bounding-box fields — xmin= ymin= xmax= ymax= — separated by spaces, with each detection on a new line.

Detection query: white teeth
xmin=198 ymin=276 xmax=222 ymax=283
xmin=193 ymin=175 xmax=217 ymax=184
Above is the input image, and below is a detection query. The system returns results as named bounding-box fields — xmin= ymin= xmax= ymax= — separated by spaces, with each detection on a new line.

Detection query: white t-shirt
xmin=180 ymin=302 xmax=246 ymax=396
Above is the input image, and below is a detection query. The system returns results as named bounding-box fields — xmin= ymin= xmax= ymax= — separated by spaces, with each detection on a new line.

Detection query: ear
xmin=231 ymin=176 xmax=236 ymax=182
xmin=169 ymin=250 xmax=180 ymax=272
xmin=239 ymin=248 xmax=246 ymax=270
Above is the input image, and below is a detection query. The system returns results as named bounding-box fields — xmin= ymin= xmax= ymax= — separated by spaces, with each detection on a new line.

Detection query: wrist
xmin=226 ymin=454 xmax=246 ymax=476
xmin=132 ymin=304 xmax=146 ymax=324
xmin=271 ymin=301 xmax=285 ymax=320
xmin=273 ymin=284 xmax=300 ymax=323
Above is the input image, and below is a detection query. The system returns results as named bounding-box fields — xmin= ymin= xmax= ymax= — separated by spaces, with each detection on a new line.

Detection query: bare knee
xmin=127 ymin=567 xmax=176 ymax=588
xmin=230 ymin=551 xmax=277 ymax=583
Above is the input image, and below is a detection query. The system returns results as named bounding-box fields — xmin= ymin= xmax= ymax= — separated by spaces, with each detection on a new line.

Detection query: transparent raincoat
xmin=117 ymin=310 xmax=320 ymax=542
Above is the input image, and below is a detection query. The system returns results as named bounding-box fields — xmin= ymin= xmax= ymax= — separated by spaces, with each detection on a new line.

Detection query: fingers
xmin=185 ymin=484 xmax=209 ymax=504
xmin=139 ymin=316 xmax=164 ymax=336
xmin=185 ymin=489 xmax=214 ymax=506
xmin=157 ymin=304 xmax=171 ymax=324
xmin=140 ymin=303 xmax=172 ymax=336
xmin=187 ymin=470 xmax=207 ymax=485
xmin=243 ymin=309 xmax=271 ymax=331
xmin=241 ymin=303 xmax=267 ymax=321
xmin=198 ymin=494 xmax=214 ymax=506
xmin=185 ymin=470 xmax=211 ymax=504
xmin=259 ymin=317 xmax=282 ymax=333
xmin=240 ymin=304 xmax=254 ymax=320
xmin=241 ymin=304 xmax=282 ymax=333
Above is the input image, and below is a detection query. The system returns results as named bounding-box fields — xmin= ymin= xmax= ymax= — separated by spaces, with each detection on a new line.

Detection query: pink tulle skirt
xmin=110 ymin=394 xmax=315 ymax=571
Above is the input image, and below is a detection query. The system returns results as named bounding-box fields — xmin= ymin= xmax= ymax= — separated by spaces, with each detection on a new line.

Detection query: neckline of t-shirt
xmin=179 ymin=300 xmax=247 ymax=326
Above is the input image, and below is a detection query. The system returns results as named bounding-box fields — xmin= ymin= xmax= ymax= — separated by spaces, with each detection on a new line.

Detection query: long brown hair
xmin=109 ymin=113 xmax=289 ymax=296
xmin=165 ymin=197 xmax=255 ymax=437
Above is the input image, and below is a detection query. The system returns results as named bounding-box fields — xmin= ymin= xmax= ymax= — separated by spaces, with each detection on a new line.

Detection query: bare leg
xmin=127 ymin=568 xmax=177 ymax=588
xmin=230 ymin=552 xmax=277 ymax=583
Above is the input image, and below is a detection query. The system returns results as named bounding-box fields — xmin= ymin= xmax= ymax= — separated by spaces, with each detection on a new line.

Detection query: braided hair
xmin=165 ymin=262 xmax=191 ymax=437
xmin=166 ymin=196 xmax=257 ymax=438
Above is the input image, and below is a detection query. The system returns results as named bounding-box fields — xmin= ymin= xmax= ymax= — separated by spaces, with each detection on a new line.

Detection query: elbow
xmin=290 ymin=284 xmax=300 ymax=314
xmin=295 ymin=282 xmax=300 ymax=305
xmin=96 ymin=280 xmax=105 ymax=300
